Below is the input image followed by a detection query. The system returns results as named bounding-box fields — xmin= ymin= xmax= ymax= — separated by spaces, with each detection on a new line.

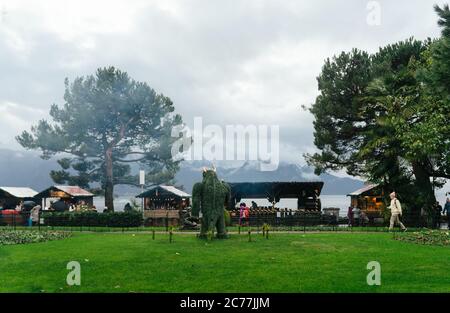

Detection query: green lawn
xmin=0 ymin=232 xmax=449 ymax=293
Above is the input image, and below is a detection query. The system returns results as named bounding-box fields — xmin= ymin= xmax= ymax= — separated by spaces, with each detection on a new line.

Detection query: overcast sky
xmin=0 ymin=0 xmax=447 ymax=167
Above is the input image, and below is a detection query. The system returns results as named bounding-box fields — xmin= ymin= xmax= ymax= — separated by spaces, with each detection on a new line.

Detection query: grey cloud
xmin=0 ymin=0 xmax=445 ymax=160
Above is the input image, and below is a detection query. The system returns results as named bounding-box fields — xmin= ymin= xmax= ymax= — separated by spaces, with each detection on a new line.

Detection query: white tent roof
xmin=347 ymin=184 xmax=379 ymax=196
xmin=137 ymin=185 xmax=191 ymax=198
xmin=0 ymin=187 xmax=38 ymax=198
xmin=159 ymin=185 xmax=191 ymax=198
xmin=53 ymin=185 xmax=94 ymax=197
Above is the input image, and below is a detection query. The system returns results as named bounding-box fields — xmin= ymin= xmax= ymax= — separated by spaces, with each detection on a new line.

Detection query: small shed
xmin=35 ymin=185 xmax=94 ymax=208
xmin=347 ymin=184 xmax=384 ymax=215
xmin=323 ymin=207 xmax=340 ymax=218
xmin=0 ymin=187 xmax=38 ymax=209
xmin=136 ymin=185 xmax=191 ymax=227
xmin=136 ymin=185 xmax=191 ymax=210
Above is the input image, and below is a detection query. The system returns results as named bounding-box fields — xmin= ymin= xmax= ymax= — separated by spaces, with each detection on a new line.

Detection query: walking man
xmin=389 ymin=192 xmax=407 ymax=232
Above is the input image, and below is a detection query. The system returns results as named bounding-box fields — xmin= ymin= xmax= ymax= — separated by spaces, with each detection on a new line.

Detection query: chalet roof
xmin=347 ymin=184 xmax=379 ymax=196
xmin=136 ymin=185 xmax=191 ymax=199
xmin=36 ymin=185 xmax=94 ymax=198
xmin=0 ymin=187 xmax=38 ymax=198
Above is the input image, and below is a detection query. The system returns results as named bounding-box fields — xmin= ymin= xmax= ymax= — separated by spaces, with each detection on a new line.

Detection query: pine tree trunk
xmin=105 ymin=147 xmax=115 ymax=211
xmin=412 ymin=161 xmax=436 ymax=212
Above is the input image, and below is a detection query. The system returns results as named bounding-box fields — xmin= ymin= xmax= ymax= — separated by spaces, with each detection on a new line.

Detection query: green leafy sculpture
xmin=192 ymin=167 xmax=230 ymax=239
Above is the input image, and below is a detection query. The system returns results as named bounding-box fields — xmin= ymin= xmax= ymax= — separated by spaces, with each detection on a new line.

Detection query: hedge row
xmin=41 ymin=211 xmax=143 ymax=227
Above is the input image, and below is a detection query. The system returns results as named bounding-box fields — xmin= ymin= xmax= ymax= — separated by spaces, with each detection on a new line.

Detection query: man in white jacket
xmin=389 ymin=192 xmax=407 ymax=232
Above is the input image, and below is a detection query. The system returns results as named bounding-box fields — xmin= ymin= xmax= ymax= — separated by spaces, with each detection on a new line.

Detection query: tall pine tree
xmin=17 ymin=67 xmax=183 ymax=211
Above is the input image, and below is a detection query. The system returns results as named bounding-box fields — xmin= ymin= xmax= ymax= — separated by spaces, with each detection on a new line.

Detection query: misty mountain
xmin=0 ymin=148 xmax=56 ymax=191
xmin=0 ymin=148 xmax=142 ymax=196
xmin=0 ymin=149 xmax=364 ymax=196
xmin=175 ymin=161 xmax=364 ymax=195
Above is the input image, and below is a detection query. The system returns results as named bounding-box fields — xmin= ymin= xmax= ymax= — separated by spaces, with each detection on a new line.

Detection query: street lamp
xmin=139 ymin=170 xmax=145 ymax=225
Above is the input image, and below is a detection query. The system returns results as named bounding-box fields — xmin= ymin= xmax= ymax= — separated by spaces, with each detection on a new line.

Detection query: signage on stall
xmin=50 ymin=191 xmax=68 ymax=198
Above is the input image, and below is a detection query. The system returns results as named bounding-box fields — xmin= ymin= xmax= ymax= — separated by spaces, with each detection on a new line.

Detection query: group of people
xmin=67 ymin=200 xmax=96 ymax=212
xmin=239 ymin=202 xmax=251 ymax=226
xmin=433 ymin=198 xmax=450 ymax=230
xmin=0 ymin=201 xmax=28 ymax=212
xmin=418 ymin=199 xmax=450 ymax=229
xmin=347 ymin=206 xmax=370 ymax=227
xmin=44 ymin=199 xmax=97 ymax=212
xmin=348 ymin=191 xmax=406 ymax=231
xmin=1 ymin=199 xmax=99 ymax=226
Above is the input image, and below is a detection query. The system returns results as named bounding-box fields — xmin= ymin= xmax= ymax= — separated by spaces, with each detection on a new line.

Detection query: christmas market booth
xmin=347 ymin=184 xmax=385 ymax=218
xmin=0 ymin=187 xmax=39 ymax=226
xmin=0 ymin=187 xmax=38 ymax=210
xmin=136 ymin=185 xmax=191 ymax=227
xmin=35 ymin=185 xmax=95 ymax=211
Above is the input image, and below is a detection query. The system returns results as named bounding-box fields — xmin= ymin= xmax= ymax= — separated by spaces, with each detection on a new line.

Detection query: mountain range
xmin=0 ymin=148 xmax=364 ymax=195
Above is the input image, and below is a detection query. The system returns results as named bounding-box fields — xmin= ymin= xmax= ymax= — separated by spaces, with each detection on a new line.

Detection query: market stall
xmin=0 ymin=187 xmax=38 ymax=210
xmin=35 ymin=185 xmax=94 ymax=211
xmin=347 ymin=184 xmax=385 ymax=217
xmin=136 ymin=185 xmax=191 ymax=226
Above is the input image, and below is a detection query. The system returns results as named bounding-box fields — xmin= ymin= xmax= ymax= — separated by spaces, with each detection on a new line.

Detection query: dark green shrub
xmin=41 ymin=211 xmax=143 ymax=228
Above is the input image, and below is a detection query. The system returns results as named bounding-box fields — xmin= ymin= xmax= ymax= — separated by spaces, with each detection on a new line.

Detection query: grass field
xmin=0 ymin=232 xmax=449 ymax=293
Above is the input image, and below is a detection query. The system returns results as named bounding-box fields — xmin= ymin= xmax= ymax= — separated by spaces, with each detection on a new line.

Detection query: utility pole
xmin=139 ymin=170 xmax=145 ymax=226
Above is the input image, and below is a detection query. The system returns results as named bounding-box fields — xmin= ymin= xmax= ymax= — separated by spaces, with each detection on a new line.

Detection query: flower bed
xmin=395 ymin=230 xmax=450 ymax=246
xmin=0 ymin=230 xmax=72 ymax=245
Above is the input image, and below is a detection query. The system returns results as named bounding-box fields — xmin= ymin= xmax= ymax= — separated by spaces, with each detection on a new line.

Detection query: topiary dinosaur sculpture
xmin=192 ymin=167 xmax=230 ymax=239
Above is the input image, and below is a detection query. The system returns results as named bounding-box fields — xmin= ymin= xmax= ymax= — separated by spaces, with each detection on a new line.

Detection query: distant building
xmin=227 ymin=181 xmax=324 ymax=211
